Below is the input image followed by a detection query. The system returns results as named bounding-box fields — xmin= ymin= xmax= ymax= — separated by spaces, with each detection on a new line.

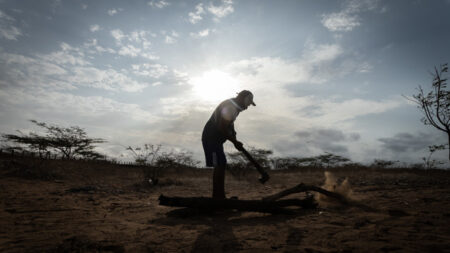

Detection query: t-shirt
xmin=202 ymin=99 xmax=242 ymax=143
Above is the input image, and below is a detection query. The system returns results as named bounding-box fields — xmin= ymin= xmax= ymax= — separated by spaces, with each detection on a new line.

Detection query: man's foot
xmin=212 ymin=194 xmax=226 ymax=199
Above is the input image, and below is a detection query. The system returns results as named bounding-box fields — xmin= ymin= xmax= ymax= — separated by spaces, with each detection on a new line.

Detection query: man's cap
xmin=237 ymin=90 xmax=256 ymax=106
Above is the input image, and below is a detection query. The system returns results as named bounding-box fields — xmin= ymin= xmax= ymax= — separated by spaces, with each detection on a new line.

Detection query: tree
xmin=422 ymin=144 xmax=446 ymax=169
xmin=371 ymin=159 xmax=398 ymax=169
xmin=126 ymin=144 xmax=162 ymax=165
xmin=272 ymin=157 xmax=316 ymax=170
xmin=2 ymin=120 xmax=105 ymax=159
xmin=227 ymin=147 xmax=273 ymax=169
xmin=226 ymin=147 xmax=273 ymax=180
xmin=315 ymin=153 xmax=350 ymax=168
xmin=408 ymin=63 xmax=450 ymax=160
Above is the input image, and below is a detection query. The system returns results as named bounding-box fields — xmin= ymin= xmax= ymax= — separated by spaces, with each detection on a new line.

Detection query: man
xmin=202 ymin=90 xmax=256 ymax=199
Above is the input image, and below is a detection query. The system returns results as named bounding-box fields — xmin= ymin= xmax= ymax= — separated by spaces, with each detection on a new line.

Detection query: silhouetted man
xmin=202 ymin=90 xmax=256 ymax=199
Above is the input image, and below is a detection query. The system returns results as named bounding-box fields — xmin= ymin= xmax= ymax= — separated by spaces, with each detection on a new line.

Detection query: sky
xmin=0 ymin=0 xmax=449 ymax=167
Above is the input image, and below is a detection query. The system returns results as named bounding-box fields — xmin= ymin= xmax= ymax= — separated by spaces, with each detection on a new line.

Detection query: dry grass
xmin=1 ymin=155 xmax=450 ymax=252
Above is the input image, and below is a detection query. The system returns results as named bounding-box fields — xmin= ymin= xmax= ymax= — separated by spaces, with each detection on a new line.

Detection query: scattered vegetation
xmin=125 ymin=144 xmax=200 ymax=185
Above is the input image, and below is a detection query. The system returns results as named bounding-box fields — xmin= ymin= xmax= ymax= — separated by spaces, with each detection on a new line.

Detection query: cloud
xmin=0 ymin=43 xmax=148 ymax=92
xmin=67 ymin=67 xmax=147 ymax=92
xmin=111 ymin=29 xmax=125 ymax=43
xmin=90 ymin=24 xmax=100 ymax=32
xmin=321 ymin=12 xmax=360 ymax=32
xmin=148 ymin=0 xmax=170 ymax=9
xmin=118 ymin=44 xmax=141 ymax=57
xmin=107 ymin=8 xmax=123 ymax=16
xmin=208 ymin=0 xmax=234 ymax=20
xmin=131 ymin=63 xmax=169 ymax=78
xmin=0 ymin=89 xmax=158 ymax=124
xmin=321 ymin=0 xmax=382 ymax=32
xmin=313 ymin=98 xmax=403 ymax=123
xmin=83 ymin=39 xmax=116 ymax=54
xmin=163 ymin=31 xmax=178 ymax=44
xmin=190 ymin=29 xmax=211 ymax=38
xmin=188 ymin=3 xmax=205 ymax=24
xmin=110 ymin=29 xmax=158 ymax=59
xmin=81 ymin=4 xmax=88 ymax=10
xmin=226 ymin=42 xmax=372 ymax=88
xmin=378 ymin=132 xmax=440 ymax=153
xmin=295 ymin=128 xmax=360 ymax=154
xmin=226 ymin=43 xmax=345 ymax=86
xmin=38 ymin=42 xmax=90 ymax=66
xmin=0 ymin=10 xmax=23 ymax=40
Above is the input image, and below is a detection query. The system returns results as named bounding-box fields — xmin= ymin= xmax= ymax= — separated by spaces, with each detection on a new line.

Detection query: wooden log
xmin=159 ymin=183 xmax=375 ymax=214
xmin=158 ymin=195 xmax=316 ymax=214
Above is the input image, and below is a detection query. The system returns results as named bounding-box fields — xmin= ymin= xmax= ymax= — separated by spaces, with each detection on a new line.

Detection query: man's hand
xmin=233 ymin=140 xmax=244 ymax=151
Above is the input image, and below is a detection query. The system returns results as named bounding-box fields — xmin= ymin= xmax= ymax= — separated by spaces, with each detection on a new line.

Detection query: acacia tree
xmin=2 ymin=120 xmax=105 ymax=159
xmin=409 ymin=64 xmax=450 ymax=160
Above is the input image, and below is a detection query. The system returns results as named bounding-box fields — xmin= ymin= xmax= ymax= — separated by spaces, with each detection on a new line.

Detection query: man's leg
xmin=212 ymin=164 xmax=226 ymax=199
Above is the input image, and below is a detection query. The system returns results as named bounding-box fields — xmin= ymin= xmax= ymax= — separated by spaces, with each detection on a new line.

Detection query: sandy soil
xmin=1 ymin=157 xmax=450 ymax=252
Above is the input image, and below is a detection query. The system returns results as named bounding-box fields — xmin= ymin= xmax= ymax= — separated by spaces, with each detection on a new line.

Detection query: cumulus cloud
xmin=110 ymin=29 xmax=158 ymax=59
xmin=208 ymin=0 xmax=234 ymax=20
xmin=38 ymin=42 xmax=90 ymax=66
xmin=190 ymin=29 xmax=211 ymax=38
xmin=118 ymin=44 xmax=141 ymax=57
xmin=131 ymin=63 xmax=169 ymax=78
xmin=189 ymin=3 xmax=205 ymax=24
xmin=163 ymin=31 xmax=179 ymax=44
xmin=111 ymin=29 xmax=125 ymax=43
xmin=0 ymin=10 xmax=23 ymax=40
xmin=321 ymin=0 xmax=383 ymax=32
xmin=148 ymin=0 xmax=170 ymax=9
xmin=107 ymin=8 xmax=123 ymax=16
xmin=321 ymin=12 xmax=360 ymax=32
xmin=83 ymin=39 xmax=116 ymax=54
xmin=90 ymin=24 xmax=100 ymax=32
xmin=0 ymin=43 xmax=148 ymax=92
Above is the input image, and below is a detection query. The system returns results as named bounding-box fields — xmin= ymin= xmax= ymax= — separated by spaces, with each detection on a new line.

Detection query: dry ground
xmin=1 ymin=157 xmax=450 ymax=252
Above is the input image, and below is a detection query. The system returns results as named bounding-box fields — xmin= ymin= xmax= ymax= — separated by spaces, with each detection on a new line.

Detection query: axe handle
xmin=240 ymin=147 xmax=267 ymax=177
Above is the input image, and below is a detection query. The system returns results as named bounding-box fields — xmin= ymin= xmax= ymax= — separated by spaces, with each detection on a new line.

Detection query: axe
xmin=240 ymin=147 xmax=270 ymax=184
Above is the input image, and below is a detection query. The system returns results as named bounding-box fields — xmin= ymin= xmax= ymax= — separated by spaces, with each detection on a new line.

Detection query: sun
xmin=190 ymin=70 xmax=240 ymax=103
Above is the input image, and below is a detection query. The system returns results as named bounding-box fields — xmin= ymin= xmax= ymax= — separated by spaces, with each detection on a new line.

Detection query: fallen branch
xmin=159 ymin=183 xmax=376 ymax=214
xmin=158 ymin=194 xmax=316 ymax=214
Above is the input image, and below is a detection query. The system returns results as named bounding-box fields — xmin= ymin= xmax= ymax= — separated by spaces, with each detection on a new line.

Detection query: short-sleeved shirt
xmin=202 ymin=99 xmax=242 ymax=144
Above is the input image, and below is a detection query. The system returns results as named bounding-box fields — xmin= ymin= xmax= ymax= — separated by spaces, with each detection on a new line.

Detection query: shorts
xmin=202 ymin=139 xmax=227 ymax=167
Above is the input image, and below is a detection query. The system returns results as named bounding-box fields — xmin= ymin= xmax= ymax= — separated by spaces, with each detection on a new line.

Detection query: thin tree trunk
xmin=448 ymin=131 xmax=450 ymax=161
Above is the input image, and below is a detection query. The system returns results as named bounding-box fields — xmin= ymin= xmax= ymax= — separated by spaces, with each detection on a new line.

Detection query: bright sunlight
xmin=190 ymin=70 xmax=240 ymax=103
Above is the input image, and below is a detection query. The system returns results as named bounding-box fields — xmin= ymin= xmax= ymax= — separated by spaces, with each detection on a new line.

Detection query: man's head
xmin=236 ymin=90 xmax=256 ymax=110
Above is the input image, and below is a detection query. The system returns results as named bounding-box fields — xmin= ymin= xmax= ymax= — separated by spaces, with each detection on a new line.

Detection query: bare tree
xmin=407 ymin=64 xmax=450 ymax=160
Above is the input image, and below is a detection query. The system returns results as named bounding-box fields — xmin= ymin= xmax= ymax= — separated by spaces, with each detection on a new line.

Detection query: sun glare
xmin=190 ymin=70 xmax=240 ymax=103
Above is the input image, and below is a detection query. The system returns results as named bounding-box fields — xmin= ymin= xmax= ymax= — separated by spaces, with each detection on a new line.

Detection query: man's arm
xmin=217 ymin=119 xmax=243 ymax=151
